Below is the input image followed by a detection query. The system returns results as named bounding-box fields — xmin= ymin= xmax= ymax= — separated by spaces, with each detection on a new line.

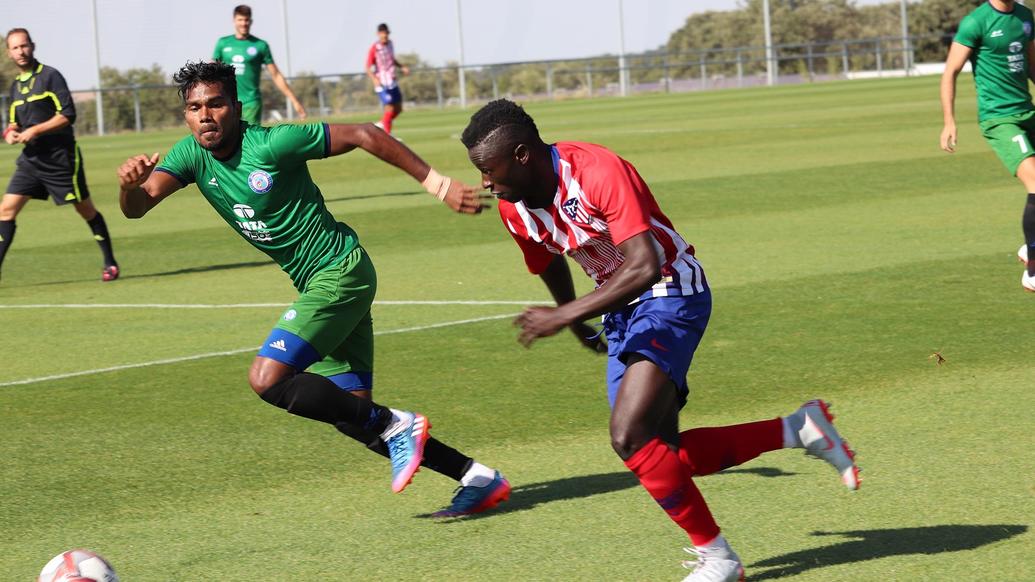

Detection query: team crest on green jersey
xmin=248 ymin=170 xmax=273 ymax=193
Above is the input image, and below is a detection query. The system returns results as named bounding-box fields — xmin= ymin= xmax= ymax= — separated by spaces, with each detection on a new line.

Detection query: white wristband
xmin=422 ymin=168 xmax=451 ymax=202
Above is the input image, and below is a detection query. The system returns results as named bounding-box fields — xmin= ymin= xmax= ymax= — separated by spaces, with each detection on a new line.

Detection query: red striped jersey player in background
xmin=460 ymin=99 xmax=861 ymax=582
xmin=366 ymin=23 xmax=408 ymax=135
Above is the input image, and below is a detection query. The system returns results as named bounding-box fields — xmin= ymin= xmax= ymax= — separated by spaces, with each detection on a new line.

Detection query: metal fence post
xmin=806 ymin=44 xmax=815 ymax=80
xmin=491 ymin=68 xmax=499 ymax=100
xmin=317 ymin=82 xmax=326 ymax=117
xmin=546 ymin=63 xmax=553 ymax=99
xmin=876 ymin=40 xmax=883 ymax=76
xmin=736 ymin=51 xmax=743 ymax=87
xmin=133 ymin=85 xmax=142 ymax=132
xmin=435 ymin=69 xmax=444 ymax=108
xmin=95 ymin=88 xmax=104 ymax=136
xmin=842 ymin=42 xmax=850 ymax=77
xmin=585 ymin=64 xmax=593 ymax=97
xmin=663 ymin=54 xmax=671 ymax=93
xmin=699 ymin=52 xmax=706 ymax=88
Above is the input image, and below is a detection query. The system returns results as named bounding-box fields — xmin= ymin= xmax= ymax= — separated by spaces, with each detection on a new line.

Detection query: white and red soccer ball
xmin=37 ymin=549 xmax=118 ymax=582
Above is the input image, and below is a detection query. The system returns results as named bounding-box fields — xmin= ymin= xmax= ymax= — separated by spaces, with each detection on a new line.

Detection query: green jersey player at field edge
xmin=212 ymin=4 xmax=306 ymax=125
xmin=940 ymin=0 xmax=1035 ymax=292
xmin=116 ymin=61 xmax=509 ymax=517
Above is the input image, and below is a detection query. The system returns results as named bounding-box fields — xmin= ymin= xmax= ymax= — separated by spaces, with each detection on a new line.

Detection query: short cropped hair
xmin=234 ymin=4 xmax=252 ymax=18
xmin=460 ymin=99 xmax=542 ymax=150
xmin=173 ymin=61 xmax=238 ymax=104
xmin=377 ymin=23 xmax=390 ymax=32
xmin=6 ymin=28 xmax=32 ymax=45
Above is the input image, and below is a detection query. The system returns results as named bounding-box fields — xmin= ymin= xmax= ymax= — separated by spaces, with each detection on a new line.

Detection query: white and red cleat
xmin=787 ymin=399 xmax=860 ymax=491
xmin=102 ymin=265 xmax=119 ymax=282
xmin=681 ymin=536 xmax=745 ymax=582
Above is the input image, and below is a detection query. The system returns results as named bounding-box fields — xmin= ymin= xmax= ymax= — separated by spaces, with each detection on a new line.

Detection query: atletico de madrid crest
xmin=561 ymin=198 xmax=586 ymax=222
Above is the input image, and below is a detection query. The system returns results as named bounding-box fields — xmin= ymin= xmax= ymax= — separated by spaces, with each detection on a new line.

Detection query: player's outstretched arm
xmin=941 ymin=42 xmax=972 ymax=153
xmin=265 ymin=63 xmax=307 ymax=120
xmin=325 ymin=123 xmax=491 ymax=214
xmin=118 ymin=153 xmax=183 ymax=218
xmin=516 ymin=232 xmax=660 ymax=348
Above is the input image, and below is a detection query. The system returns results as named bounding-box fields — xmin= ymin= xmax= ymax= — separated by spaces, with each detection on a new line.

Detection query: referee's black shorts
xmin=6 ymin=144 xmax=90 ymax=205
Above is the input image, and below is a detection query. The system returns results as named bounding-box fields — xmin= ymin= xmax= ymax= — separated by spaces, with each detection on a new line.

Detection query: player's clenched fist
xmin=118 ymin=153 xmax=160 ymax=190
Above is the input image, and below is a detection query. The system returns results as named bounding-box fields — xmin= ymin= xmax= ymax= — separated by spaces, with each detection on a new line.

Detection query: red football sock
xmin=679 ymin=418 xmax=784 ymax=476
xmin=380 ymin=109 xmax=393 ymax=134
xmin=624 ymin=437 xmax=720 ymax=546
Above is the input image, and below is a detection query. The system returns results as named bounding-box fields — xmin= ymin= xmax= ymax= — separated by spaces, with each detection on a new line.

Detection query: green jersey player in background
xmin=941 ymin=0 xmax=1035 ymax=292
xmin=116 ymin=61 xmax=510 ymax=517
xmin=212 ymin=4 xmax=306 ymax=125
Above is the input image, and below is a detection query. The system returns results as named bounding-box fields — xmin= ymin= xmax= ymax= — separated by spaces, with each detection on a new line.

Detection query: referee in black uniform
xmin=1 ymin=28 xmax=118 ymax=282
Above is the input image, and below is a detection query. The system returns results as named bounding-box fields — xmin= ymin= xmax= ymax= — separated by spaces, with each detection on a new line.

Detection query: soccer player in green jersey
xmin=941 ymin=0 xmax=1035 ymax=292
xmin=212 ymin=4 xmax=306 ymax=125
xmin=116 ymin=61 xmax=510 ymax=516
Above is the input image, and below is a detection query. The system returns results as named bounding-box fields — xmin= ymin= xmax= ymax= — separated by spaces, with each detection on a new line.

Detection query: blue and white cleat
xmin=382 ymin=411 xmax=430 ymax=493
xmin=432 ymin=471 xmax=511 ymax=518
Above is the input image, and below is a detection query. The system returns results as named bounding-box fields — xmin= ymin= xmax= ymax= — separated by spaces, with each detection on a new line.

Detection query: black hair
xmin=173 ymin=61 xmax=238 ymax=104
xmin=234 ymin=4 xmax=252 ymax=18
xmin=6 ymin=27 xmax=32 ymax=45
xmin=377 ymin=23 xmax=390 ymax=32
xmin=460 ymin=99 xmax=542 ymax=150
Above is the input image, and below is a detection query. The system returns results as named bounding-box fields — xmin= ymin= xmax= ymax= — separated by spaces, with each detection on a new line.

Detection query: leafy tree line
xmin=1 ymin=0 xmax=986 ymax=132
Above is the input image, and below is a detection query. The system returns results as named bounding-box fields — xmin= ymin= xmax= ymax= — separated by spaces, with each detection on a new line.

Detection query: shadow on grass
xmin=750 ymin=524 xmax=1028 ymax=580
xmin=119 ymin=260 xmax=274 ymax=280
xmin=420 ymin=466 xmax=798 ymax=522
xmin=323 ymin=190 xmax=423 ymax=204
xmin=5 ymin=259 xmax=275 ymax=288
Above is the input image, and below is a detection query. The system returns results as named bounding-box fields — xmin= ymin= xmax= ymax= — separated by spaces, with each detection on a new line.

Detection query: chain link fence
xmin=1 ymin=34 xmax=948 ymax=135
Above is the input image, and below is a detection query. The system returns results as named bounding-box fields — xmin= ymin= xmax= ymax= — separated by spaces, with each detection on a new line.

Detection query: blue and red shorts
xmin=603 ymin=292 xmax=712 ymax=409
xmin=377 ymin=86 xmax=403 ymax=105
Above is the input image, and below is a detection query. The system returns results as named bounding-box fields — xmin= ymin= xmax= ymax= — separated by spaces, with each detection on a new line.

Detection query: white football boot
xmin=785 ymin=399 xmax=860 ymax=490
xmin=1020 ymin=245 xmax=1035 ymax=292
xmin=681 ymin=536 xmax=745 ymax=582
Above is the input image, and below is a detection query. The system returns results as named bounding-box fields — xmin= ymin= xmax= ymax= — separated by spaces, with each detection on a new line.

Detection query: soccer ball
xmin=37 ymin=549 xmax=118 ymax=582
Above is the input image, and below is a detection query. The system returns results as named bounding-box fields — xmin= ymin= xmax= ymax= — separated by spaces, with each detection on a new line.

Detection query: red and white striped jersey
xmin=499 ymin=142 xmax=707 ymax=302
xmin=366 ymin=41 xmax=398 ymax=89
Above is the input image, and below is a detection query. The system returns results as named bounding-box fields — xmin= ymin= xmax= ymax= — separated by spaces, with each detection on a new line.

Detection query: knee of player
xmin=609 ymin=424 xmax=649 ymax=460
xmin=248 ymin=363 xmax=284 ymax=395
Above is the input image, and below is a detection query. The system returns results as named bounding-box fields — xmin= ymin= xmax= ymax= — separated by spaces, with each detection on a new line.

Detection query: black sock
xmin=0 ymin=220 xmax=15 ymax=272
xmin=260 ymin=372 xmax=395 ymax=433
xmin=336 ymin=422 xmax=473 ymax=482
xmin=1025 ymin=194 xmax=1035 ymax=276
xmin=87 ymin=212 xmax=117 ymax=267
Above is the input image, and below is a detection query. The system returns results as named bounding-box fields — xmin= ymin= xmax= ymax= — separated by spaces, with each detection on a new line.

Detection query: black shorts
xmin=6 ymin=145 xmax=90 ymax=205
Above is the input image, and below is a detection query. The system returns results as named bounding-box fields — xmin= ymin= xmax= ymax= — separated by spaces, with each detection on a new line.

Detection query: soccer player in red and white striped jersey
xmin=461 ymin=100 xmax=860 ymax=582
xmin=365 ymin=23 xmax=408 ymax=134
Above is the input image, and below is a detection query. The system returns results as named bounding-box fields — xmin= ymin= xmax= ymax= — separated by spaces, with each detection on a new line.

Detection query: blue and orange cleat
xmin=432 ymin=471 xmax=511 ymax=518
xmin=384 ymin=412 xmax=430 ymax=493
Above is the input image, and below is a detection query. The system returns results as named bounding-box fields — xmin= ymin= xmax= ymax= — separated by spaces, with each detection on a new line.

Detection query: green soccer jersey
xmin=955 ymin=2 xmax=1035 ymax=121
xmin=156 ymin=122 xmax=359 ymax=290
xmin=212 ymin=34 xmax=274 ymax=105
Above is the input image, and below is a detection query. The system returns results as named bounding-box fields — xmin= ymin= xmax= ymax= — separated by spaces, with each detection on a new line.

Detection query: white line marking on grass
xmin=0 ymin=301 xmax=539 ymax=309
xmin=0 ymin=313 xmax=517 ymax=388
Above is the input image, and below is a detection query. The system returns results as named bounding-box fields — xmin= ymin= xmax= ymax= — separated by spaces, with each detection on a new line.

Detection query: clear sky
xmin=3 ymin=0 xmax=893 ymax=90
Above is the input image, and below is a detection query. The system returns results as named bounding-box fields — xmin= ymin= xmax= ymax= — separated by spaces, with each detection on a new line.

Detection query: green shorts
xmin=257 ymin=246 xmax=376 ymax=391
xmin=241 ymin=100 xmax=263 ymax=126
xmin=980 ymin=110 xmax=1035 ymax=175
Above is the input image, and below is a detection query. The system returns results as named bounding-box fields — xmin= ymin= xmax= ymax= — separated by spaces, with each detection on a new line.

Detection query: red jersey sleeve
xmin=579 ymin=149 xmax=653 ymax=246
xmin=499 ymin=204 xmax=555 ymax=275
xmin=365 ymin=45 xmax=376 ymax=70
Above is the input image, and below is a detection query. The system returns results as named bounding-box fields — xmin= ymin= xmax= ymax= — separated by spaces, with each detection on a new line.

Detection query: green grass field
xmin=2 ymin=76 xmax=1034 ymax=581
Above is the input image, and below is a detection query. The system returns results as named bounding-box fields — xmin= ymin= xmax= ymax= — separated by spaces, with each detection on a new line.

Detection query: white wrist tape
xmin=422 ymin=168 xmax=451 ymax=201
